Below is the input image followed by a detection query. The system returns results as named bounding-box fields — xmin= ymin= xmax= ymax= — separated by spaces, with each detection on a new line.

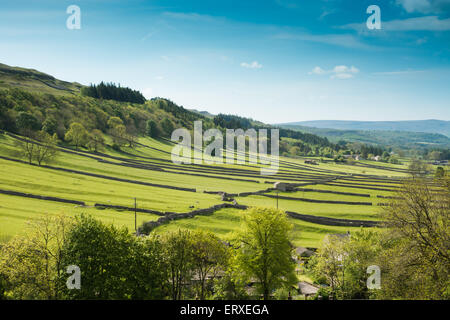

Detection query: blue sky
xmin=0 ymin=0 xmax=449 ymax=123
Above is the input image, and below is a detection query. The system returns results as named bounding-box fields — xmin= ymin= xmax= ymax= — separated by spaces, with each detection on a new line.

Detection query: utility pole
xmin=276 ymin=190 xmax=279 ymax=209
xmin=134 ymin=197 xmax=137 ymax=232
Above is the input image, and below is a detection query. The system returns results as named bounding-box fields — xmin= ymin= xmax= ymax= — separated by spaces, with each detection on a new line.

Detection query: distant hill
xmin=280 ymin=120 xmax=450 ymax=137
xmin=277 ymin=124 xmax=450 ymax=150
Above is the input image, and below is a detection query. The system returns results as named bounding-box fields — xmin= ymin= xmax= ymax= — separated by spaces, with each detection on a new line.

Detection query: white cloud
xmin=308 ymin=66 xmax=326 ymax=75
xmin=342 ymin=15 xmax=450 ymax=32
xmin=383 ymin=15 xmax=450 ymax=31
xmin=331 ymin=73 xmax=354 ymax=79
xmin=372 ymin=70 xmax=425 ymax=76
xmin=319 ymin=10 xmax=336 ymax=21
xmin=397 ymin=0 xmax=434 ymax=13
xmin=396 ymin=0 xmax=450 ymax=14
xmin=333 ymin=65 xmax=359 ymax=74
xmin=309 ymin=65 xmax=359 ymax=79
xmin=240 ymin=61 xmax=263 ymax=69
xmin=155 ymin=76 xmax=164 ymax=80
xmin=162 ymin=11 xmax=223 ymax=23
xmin=274 ymin=32 xmax=373 ymax=50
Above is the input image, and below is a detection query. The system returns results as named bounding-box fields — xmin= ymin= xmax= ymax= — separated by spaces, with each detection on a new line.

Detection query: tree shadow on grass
xmin=156 ymin=137 xmax=175 ymax=146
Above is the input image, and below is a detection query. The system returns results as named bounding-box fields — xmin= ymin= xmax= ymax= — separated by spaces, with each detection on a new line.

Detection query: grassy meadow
xmin=0 ymin=132 xmax=411 ymax=247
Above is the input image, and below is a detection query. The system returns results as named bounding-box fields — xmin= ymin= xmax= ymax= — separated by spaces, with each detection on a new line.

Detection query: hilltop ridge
xmin=0 ymin=63 xmax=83 ymax=95
xmin=280 ymin=120 xmax=450 ymax=137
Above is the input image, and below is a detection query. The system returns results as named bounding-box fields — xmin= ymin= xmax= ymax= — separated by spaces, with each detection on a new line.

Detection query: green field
xmin=0 ymin=132 xmax=411 ymax=247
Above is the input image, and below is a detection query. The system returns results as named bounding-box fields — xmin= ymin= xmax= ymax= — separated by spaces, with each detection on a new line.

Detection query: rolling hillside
xmin=278 ymin=124 xmax=450 ymax=149
xmin=0 ymin=63 xmax=425 ymax=248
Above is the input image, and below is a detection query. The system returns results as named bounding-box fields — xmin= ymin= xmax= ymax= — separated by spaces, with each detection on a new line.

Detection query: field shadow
xmin=157 ymin=137 xmax=175 ymax=146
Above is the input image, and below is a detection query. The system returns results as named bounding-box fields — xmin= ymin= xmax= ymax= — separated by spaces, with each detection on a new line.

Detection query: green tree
xmin=107 ymin=116 xmax=123 ymax=129
xmin=161 ymin=118 xmax=175 ymax=137
xmin=343 ymin=230 xmax=381 ymax=299
xmin=123 ymin=235 xmax=168 ymax=299
xmin=160 ymin=229 xmax=195 ymax=300
xmin=213 ymin=270 xmax=250 ymax=300
xmin=0 ymin=105 xmax=16 ymax=132
xmin=0 ymin=273 xmax=6 ymax=300
xmin=435 ymin=166 xmax=446 ymax=179
xmin=309 ymin=234 xmax=347 ymax=298
xmin=289 ymin=146 xmax=301 ymax=156
xmin=310 ymin=230 xmax=381 ymax=299
xmin=408 ymin=159 xmax=429 ymax=176
xmin=429 ymin=150 xmax=442 ymax=161
xmin=389 ymin=155 xmax=400 ymax=164
xmin=86 ymin=129 xmax=105 ymax=152
xmin=59 ymin=214 xmax=167 ymax=299
xmin=16 ymin=112 xmax=40 ymax=136
xmin=232 ymin=207 xmax=297 ymax=300
xmin=146 ymin=119 xmax=159 ymax=138
xmin=112 ymin=124 xmax=128 ymax=147
xmin=0 ymin=214 xmax=73 ymax=299
xmin=190 ymin=230 xmax=229 ymax=299
xmin=42 ymin=116 xmax=58 ymax=135
xmin=108 ymin=117 xmax=128 ymax=147
xmin=64 ymin=122 xmax=88 ymax=149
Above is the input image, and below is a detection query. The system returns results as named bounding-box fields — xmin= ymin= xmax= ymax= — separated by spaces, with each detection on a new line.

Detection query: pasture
xmin=0 ymin=132 xmax=411 ymax=247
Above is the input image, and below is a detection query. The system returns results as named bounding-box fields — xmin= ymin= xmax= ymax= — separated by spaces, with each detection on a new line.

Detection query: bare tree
xmin=14 ymin=136 xmax=35 ymax=164
xmin=34 ymin=131 xmax=58 ymax=165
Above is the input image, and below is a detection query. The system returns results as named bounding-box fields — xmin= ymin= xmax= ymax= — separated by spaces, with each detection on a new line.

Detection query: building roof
xmin=295 ymin=246 xmax=314 ymax=257
xmin=297 ymin=281 xmax=319 ymax=296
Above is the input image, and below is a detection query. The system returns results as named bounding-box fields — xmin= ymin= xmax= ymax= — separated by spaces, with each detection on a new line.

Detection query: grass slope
xmin=0 ymin=131 xmax=409 ymax=247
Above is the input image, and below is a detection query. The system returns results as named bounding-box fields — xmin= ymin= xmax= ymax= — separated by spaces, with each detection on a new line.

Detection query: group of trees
xmin=81 ymin=82 xmax=146 ymax=104
xmin=213 ymin=114 xmax=253 ymax=130
xmin=277 ymin=132 xmax=389 ymax=160
xmin=13 ymin=113 xmax=177 ymax=163
xmin=150 ymin=98 xmax=205 ymax=125
xmin=307 ymin=175 xmax=450 ymax=300
xmin=391 ymin=147 xmax=450 ymax=162
xmin=427 ymin=149 xmax=450 ymax=161
xmin=0 ymin=88 xmax=190 ymax=146
xmin=281 ymin=140 xmax=333 ymax=158
xmin=408 ymin=159 xmax=432 ymax=176
xmin=107 ymin=117 xmax=136 ymax=149
xmin=0 ymin=208 xmax=297 ymax=300
xmin=64 ymin=122 xmax=106 ymax=152
xmin=358 ymin=144 xmax=385 ymax=159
